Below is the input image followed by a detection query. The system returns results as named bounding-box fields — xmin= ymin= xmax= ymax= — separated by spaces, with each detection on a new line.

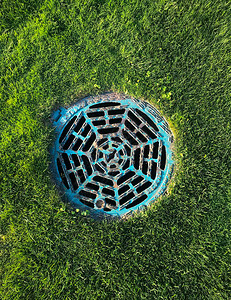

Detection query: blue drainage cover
xmin=51 ymin=93 xmax=174 ymax=218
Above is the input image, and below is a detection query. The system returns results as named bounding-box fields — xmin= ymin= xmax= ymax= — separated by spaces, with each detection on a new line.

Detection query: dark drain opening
xmin=118 ymin=185 xmax=130 ymax=195
xmin=105 ymin=198 xmax=116 ymax=206
xmin=90 ymin=102 xmax=120 ymax=109
xmin=122 ymin=130 xmax=138 ymax=146
xmin=153 ymin=142 xmax=159 ymax=159
xmin=62 ymin=153 xmax=71 ymax=170
xmin=92 ymin=120 xmax=106 ymax=126
xmin=82 ymin=133 xmax=96 ymax=151
xmin=126 ymin=194 xmax=148 ymax=209
xmin=73 ymin=139 xmax=82 ymax=151
xmin=72 ymin=154 xmax=80 ymax=167
xmin=151 ymin=162 xmax=157 ymax=179
xmin=57 ymin=158 xmax=69 ymax=189
xmin=117 ymin=171 xmax=135 ymax=185
xmin=128 ymin=110 xmax=141 ymax=126
xmin=77 ymin=170 xmax=85 ymax=183
xmin=59 ymin=116 xmax=77 ymax=143
xmin=86 ymin=182 xmax=99 ymax=191
xmin=79 ymin=190 xmax=96 ymax=199
xmin=63 ymin=134 xmax=75 ymax=150
xmin=82 ymin=155 xmax=93 ymax=175
xmin=80 ymin=199 xmax=94 ymax=208
xmin=95 ymin=164 xmax=104 ymax=173
xmin=87 ymin=111 xmax=104 ymax=118
xmin=144 ymin=145 xmax=149 ymax=158
xmin=142 ymin=125 xmax=156 ymax=139
xmin=160 ymin=145 xmax=166 ymax=170
xmin=69 ymin=172 xmax=78 ymax=190
xmin=98 ymin=127 xmax=119 ymax=134
xmin=135 ymin=131 xmax=147 ymax=143
xmin=131 ymin=176 xmax=143 ymax=186
xmin=102 ymin=188 xmax=115 ymax=196
xmin=81 ymin=124 xmax=91 ymax=137
xmin=142 ymin=161 xmax=148 ymax=175
xmin=93 ymin=175 xmax=113 ymax=186
xmin=74 ymin=116 xmax=85 ymax=134
xmin=136 ymin=181 xmax=152 ymax=193
xmin=134 ymin=149 xmax=140 ymax=169
xmin=109 ymin=118 xmax=122 ymax=124
xmin=136 ymin=109 xmax=159 ymax=132
xmin=120 ymin=192 xmax=135 ymax=205
xmin=108 ymin=108 xmax=125 ymax=115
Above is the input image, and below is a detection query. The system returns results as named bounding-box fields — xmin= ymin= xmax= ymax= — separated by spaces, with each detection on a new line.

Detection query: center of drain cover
xmin=51 ymin=92 xmax=174 ymax=218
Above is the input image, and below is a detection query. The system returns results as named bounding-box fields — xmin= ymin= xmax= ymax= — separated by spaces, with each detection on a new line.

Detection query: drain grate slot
xmin=72 ymin=154 xmax=80 ymax=167
xmin=92 ymin=120 xmax=106 ymax=126
xmin=53 ymin=93 xmax=174 ymax=217
xmin=160 ymin=145 xmax=166 ymax=170
xmin=95 ymin=164 xmax=105 ymax=173
xmin=63 ymin=134 xmax=75 ymax=150
xmin=82 ymin=133 xmax=96 ymax=152
xmin=62 ymin=153 xmax=71 ymax=170
xmin=122 ymin=159 xmax=130 ymax=170
xmin=128 ymin=110 xmax=141 ymax=126
xmin=90 ymin=102 xmax=120 ymax=109
xmin=125 ymin=120 xmax=135 ymax=131
xmin=72 ymin=139 xmax=82 ymax=151
xmin=81 ymin=124 xmax=91 ymax=137
xmin=120 ymin=192 xmax=135 ymax=205
xmin=108 ymin=108 xmax=125 ymax=115
xmin=109 ymin=118 xmax=122 ymax=124
xmin=77 ymin=169 xmax=86 ymax=183
xmin=109 ymin=171 xmax=120 ymax=176
xmin=69 ymin=172 xmax=78 ymax=190
xmin=142 ymin=125 xmax=156 ymax=139
xmin=102 ymin=188 xmax=115 ymax=196
xmin=152 ymin=142 xmax=159 ymax=159
xmin=136 ymin=181 xmax=152 ymax=193
xmin=82 ymin=155 xmax=93 ymax=175
xmin=118 ymin=185 xmax=130 ymax=195
xmin=86 ymin=182 xmax=99 ymax=191
xmin=105 ymin=198 xmax=116 ymax=206
xmin=144 ymin=145 xmax=149 ymax=158
xmin=80 ymin=199 xmax=94 ymax=208
xmin=135 ymin=131 xmax=147 ymax=143
xmin=122 ymin=130 xmax=138 ymax=146
xmin=118 ymin=171 xmax=135 ymax=185
xmin=74 ymin=116 xmax=85 ymax=133
xmin=136 ymin=109 xmax=159 ymax=131
xmin=93 ymin=175 xmax=113 ymax=186
xmin=134 ymin=149 xmax=140 ymax=169
xmin=87 ymin=111 xmax=104 ymax=118
xmin=97 ymin=138 xmax=107 ymax=146
xmin=98 ymin=127 xmax=119 ymax=134
xmin=151 ymin=162 xmax=157 ymax=179
xmin=142 ymin=161 xmax=148 ymax=175
xmin=59 ymin=116 xmax=77 ymax=143
xmin=126 ymin=194 xmax=148 ymax=209
xmin=91 ymin=148 xmax=96 ymax=161
xmin=79 ymin=190 xmax=96 ymax=199
xmin=57 ymin=158 xmax=69 ymax=189
xmin=125 ymin=145 xmax=131 ymax=156
xmin=131 ymin=176 xmax=143 ymax=186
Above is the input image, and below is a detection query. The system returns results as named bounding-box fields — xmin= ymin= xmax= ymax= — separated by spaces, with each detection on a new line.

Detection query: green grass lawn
xmin=1 ymin=0 xmax=231 ymax=299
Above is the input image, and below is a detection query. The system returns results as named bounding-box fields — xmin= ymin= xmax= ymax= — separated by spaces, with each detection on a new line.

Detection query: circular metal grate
xmin=51 ymin=93 xmax=174 ymax=218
